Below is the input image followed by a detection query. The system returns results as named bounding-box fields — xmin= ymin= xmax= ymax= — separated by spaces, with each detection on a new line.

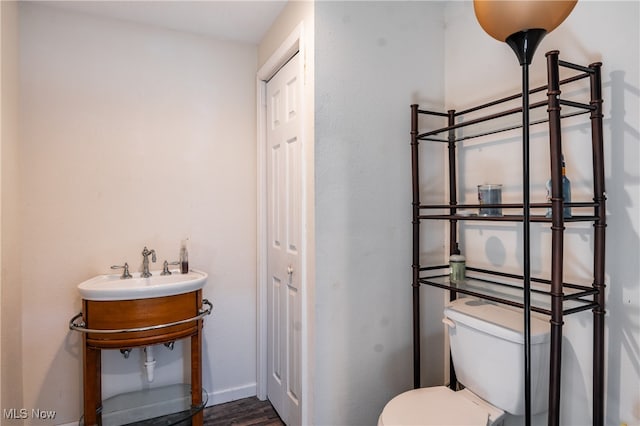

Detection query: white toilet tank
xmin=444 ymin=298 xmax=551 ymax=416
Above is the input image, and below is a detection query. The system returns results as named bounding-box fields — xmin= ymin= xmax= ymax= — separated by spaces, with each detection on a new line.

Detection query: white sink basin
xmin=78 ymin=269 xmax=208 ymax=301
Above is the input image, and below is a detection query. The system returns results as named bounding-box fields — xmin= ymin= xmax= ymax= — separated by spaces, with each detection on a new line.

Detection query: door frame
xmin=256 ymin=22 xmax=309 ymax=424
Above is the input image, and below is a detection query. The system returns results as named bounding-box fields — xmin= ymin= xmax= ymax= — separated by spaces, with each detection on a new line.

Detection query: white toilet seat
xmin=378 ymin=386 xmax=505 ymax=426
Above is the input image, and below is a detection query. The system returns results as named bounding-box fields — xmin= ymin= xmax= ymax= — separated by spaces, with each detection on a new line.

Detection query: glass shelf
xmin=420 ymin=266 xmax=598 ymax=316
xmin=417 ymin=201 xmax=600 ymax=223
xmin=415 ymin=67 xmax=594 ymax=144
xmin=80 ymin=384 xmax=207 ymax=426
xmin=417 ymin=104 xmax=591 ymax=144
xmin=418 ymin=213 xmax=599 ymax=223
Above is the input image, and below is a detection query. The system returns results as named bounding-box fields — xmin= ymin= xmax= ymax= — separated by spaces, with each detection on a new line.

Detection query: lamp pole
xmin=505 ymin=28 xmax=547 ymax=426
xmin=472 ymin=3 xmax=578 ymax=425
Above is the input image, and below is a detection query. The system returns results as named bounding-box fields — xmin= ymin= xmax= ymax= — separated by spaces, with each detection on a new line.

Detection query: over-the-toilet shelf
xmin=410 ymin=50 xmax=606 ymax=426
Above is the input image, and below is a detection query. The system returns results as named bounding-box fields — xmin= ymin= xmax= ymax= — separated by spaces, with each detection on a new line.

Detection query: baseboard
xmin=206 ymin=382 xmax=257 ymax=407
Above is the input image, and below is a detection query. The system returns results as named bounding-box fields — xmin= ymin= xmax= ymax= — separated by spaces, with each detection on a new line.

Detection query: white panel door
xmin=266 ymin=52 xmax=302 ymax=426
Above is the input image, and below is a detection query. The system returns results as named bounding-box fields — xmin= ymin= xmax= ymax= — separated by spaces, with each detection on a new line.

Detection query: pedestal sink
xmin=77 ymin=269 xmax=208 ymax=301
xmin=70 ymin=268 xmax=210 ymax=426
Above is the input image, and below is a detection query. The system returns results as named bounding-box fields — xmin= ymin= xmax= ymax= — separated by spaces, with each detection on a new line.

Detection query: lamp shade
xmin=473 ymin=0 xmax=577 ymax=42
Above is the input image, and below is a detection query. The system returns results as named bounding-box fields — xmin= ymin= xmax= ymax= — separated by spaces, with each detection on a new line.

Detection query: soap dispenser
xmin=180 ymin=239 xmax=189 ymax=274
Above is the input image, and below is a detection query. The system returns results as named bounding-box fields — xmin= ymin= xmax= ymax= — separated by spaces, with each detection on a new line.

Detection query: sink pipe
xmin=144 ymin=346 xmax=156 ymax=382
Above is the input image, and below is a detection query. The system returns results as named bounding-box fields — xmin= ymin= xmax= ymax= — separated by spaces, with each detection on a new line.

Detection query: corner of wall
xmin=1 ymin=0 xmax=24 ymax=413
xmin=257 ymin=1 xmax=313 ymax=70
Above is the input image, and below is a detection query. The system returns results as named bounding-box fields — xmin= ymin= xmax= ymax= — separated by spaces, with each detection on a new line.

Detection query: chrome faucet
xmin=141 ymin=246 xmax=156 ymax=278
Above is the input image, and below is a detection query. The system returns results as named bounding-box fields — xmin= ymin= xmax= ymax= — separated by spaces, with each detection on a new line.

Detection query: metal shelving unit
xmin=410 ymin=51 xmax=606 ymax=426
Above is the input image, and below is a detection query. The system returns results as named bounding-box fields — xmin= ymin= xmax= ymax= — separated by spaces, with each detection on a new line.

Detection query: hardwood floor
xmin=202 ymin=397 xmax=284 ymax=426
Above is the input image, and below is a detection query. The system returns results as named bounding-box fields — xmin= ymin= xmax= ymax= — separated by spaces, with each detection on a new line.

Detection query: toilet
xmin=379 ymin=298 xmax=551 ymax=425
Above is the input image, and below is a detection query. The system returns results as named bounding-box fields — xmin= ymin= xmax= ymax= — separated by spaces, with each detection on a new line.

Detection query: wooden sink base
xmin=81 ymin=291 xmax=204 ymax=426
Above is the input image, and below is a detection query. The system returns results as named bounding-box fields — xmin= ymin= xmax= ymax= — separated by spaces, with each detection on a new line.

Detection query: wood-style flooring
xmin=203 ymin=397 xmax=284 ymax=426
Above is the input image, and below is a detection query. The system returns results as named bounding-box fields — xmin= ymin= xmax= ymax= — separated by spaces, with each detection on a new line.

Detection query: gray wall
xmin=314 ymin=2 xmax=446 ymax=424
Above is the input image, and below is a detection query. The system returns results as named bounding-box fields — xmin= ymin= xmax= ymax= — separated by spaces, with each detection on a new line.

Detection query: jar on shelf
xmin=450 ymin=254 xmax=466 ymax=283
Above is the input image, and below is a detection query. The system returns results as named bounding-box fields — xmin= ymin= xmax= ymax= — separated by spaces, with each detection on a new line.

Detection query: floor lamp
xmin=472 ymin=1 xmax=577 ymax=425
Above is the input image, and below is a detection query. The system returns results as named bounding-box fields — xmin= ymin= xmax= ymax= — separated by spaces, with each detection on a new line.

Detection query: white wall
xmin=17 ymin=4 xmax=258 ymax=423
xmin=1 ymin=0 xmax=23 ymax=415
xmin=444 ymin=2 xmax=640 ymax=425
xmin=313 ymin=2 xmax=446 ymax=425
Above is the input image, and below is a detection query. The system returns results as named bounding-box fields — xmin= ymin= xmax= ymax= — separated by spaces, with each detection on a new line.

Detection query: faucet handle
xmin=111 ymin=263 xmax=133 ymax=279
xmin=160 ymin=260 xmax=180 ymax=276
xmin=142 ymin=246 xmax=157 ymax=263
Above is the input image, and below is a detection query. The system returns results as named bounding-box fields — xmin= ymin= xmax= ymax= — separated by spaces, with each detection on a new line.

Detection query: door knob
xmin=287 ymin=265 xmax=294 ymax=276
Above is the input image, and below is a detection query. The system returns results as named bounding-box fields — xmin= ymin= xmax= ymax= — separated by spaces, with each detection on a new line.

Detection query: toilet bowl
xmin=378 ymin=386 xmax=505 ymax=426
xmin=379 ymin=298 xmax=551 ymax=425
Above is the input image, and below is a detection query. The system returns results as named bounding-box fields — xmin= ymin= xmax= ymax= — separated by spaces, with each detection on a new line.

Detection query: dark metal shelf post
xmin=546 ymin=50 xmax=565 ymax=426
xmin=447 ymin=109 xmax=458 ymax=391
xmin=411 ymin=104 xmax=421 ymax=389
xmin=590 ymin=60 xmax=606 ymax=426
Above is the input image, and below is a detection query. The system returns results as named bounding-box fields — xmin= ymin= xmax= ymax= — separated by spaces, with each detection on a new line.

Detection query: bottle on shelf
xmin=180 ymin=239 xmax=189 ymax=274
xmin=449 ymin=254 xmax=466 ymax=283
xmin=546 ymin=154 xmax=572 ymax=218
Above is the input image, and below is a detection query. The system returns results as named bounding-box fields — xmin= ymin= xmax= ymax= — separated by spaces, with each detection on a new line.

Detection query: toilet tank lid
xmin=444 ymin=298 xmax=550 ymax=344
